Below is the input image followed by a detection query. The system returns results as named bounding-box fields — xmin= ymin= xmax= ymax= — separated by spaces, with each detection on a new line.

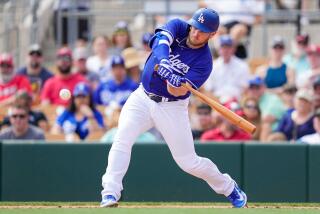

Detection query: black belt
xmin=144 ymin=90 xmax=178 ymax=103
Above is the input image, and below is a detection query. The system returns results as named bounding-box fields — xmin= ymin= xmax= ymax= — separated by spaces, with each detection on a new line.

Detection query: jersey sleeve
xmin=93 ymin=110 xmax=105 ymax=128
xmin=93 ymin=84 xmax=103 ymax=105
xmin=149 ymin=19 xmax=185 ymax=62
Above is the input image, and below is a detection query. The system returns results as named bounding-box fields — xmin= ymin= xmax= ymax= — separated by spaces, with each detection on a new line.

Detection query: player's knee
xmin=174 ymin=154 xmax=201 ymax=174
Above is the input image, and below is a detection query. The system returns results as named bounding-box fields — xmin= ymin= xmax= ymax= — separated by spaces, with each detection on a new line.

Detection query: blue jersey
xmin=141 ymin=18 xmax=213 ymax=100
xmin=57 ymin=109 xmax=105 ymax=140
xmin=93 ymin=77 xmax=138 ymax=106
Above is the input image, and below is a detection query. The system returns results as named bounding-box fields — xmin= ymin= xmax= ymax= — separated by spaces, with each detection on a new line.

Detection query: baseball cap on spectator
xmin=28 ymin=44 xmax=42 ymax=56
xmin=295 ymin=89 xmax=313 ymax=103
xmin=142 ymin=32 xmax=153 ymax=45
xmin=111 ymin=55 xmax=125 ymax=67
xmin=219 ymin=35 xmax=233 ymax=47
xmin=271 ymin=36 xmax=285 ymax=49
xmin=196 ymin=103 xmax=211 ymax=114
xmin=57 ymin=47 xmax=72 ymax=57
xmin=73 ymin=82 xmax=91 ymax=96
xmin=223 ymin=99 xmax=244 ymax=116
xmin=73 ymin=47 xmax=88 ymax=61
xmin=296 ymin=33 xmax=309 ymax=46
xmin=306 ymin=44 xmax=320 ymax=55
xmin=0 ymin=53 xmax=14 ymax=67
xmin=122 ymin=47 xmax=141 ymax=69
xmin=248 ymin=76 xmax=264 ymax=87
xmin=114 ymin=21 xmax=129 ymax=33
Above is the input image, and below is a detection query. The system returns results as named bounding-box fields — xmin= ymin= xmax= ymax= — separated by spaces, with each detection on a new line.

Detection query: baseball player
xmin=100 ymin=8 xmax=247 ymax=208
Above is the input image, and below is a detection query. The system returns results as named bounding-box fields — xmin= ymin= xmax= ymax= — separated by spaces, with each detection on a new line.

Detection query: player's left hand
xmin=167 ymin=73 xmax=186 ymax=88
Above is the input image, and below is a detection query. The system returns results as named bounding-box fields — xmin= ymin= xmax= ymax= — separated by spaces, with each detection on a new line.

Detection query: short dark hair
xmin=197 ymin=104 xmax=211 ymax=113
xmin=8 ymin=104 xmax=29 ymax=116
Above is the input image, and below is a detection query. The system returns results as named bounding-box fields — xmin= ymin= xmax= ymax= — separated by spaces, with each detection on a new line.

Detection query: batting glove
xmin=157 ymin=59 xmax=173 ymax=80
xmin=167 ymin=73 xmax=186 ymax=88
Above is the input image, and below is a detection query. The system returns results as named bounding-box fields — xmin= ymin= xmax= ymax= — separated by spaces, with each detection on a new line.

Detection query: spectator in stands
xmin=122 ymin=47 xmax=142 ymax=83
xmin=268 ymin=89 xmax=315 ymax=142
xmin=110 ymin=21 xmax=133 ymax=55
xmin=283 ymin=34 xmax=310 ymax=82
xmin=297 ymin=44 xmax=320 ymax=88
xmin=0 ymin=104 xmax=45 ymax=140
xmin=139 ymin=32 xmax=153 ymax=68
xmin=52 ymin=82 xmax=105 ymax=142
xmin=199 ymin=0 xmax=265 ymax=59
xmin=256 ymin=36 xmax=294 ymax=92
xmin=244 ymin=76 xmax=286 ymax=141
xmin=86 ymin=35 xmax=112 ymax=81
xmin=93 ymin=55 xmax=138 ymax=107
xmin=73 ymin=47 xmax=100 ymax=90
xmin=17 ymin=44 xmax=53 ymax=105
xmin=192 ymin=104 xmax=215 ymax=140
xmin=204 ymin=35 xmax=251 ymax=101
xmin=300 ymin=108 xmax=320 ymax=144
xmin=100 ymin=107 xmax=158 ymax=143
xmin=200 ymin=100 xmax=251 ymax=142
xmin=279 ymin=83 xmax=297 ymax=111
xmin=312 ymin=75 xmax=320 ymax=109
xmin=41 ymin=47 xmax=86 ymax=107
xmin=0 ymin=91 xmax=49 ymax=131
xmin=241 ymin=97 xmax=261 ymax=140
xmin=0 ymin=53 xmax=32 ymax=107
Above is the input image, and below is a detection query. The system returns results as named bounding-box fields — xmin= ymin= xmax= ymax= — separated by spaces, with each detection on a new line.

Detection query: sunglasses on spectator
xmin=0 ymin=63 xmax=12 ymax=68
xmin=284 ymin=89 xmax=297 ymax=94
xmin=244 ymin=104 xmax=258 ymax=110
xmin=29 ymin=51 xmax=42 ymax=57
xmin=249 ymin=85 xmax=261 ymax=90
xmin=10 ymin=114 xmax=27 ymax=119
xmin=197 ymin=111 xmax=211 ymax=115
xmin=273 ymin=45 xmax=284 ymax=50
xmin=58 ymin=55 xmax=72 ymax=62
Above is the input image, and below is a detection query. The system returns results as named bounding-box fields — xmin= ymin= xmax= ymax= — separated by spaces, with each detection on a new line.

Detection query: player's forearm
xmin=167 ymin=84 xmax=188 ymax=97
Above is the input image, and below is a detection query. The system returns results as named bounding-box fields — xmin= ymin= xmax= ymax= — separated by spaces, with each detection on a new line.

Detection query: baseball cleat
xmin=100 ymin=195 xmax=118 ymax=208
xmin=227 ymin=182 xmax=247 ymax=208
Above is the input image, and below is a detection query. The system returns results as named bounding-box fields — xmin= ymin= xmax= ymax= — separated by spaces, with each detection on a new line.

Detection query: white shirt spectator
xmin=86 ymin=56 xmax=112 ymax=81
xmin=204 ymin=56 xmax=251 ymax=100
xmin=300 ymin=133 xmax=320 ymax=144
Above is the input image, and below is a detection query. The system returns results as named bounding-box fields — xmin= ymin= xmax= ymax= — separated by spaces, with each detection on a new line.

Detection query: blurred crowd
xmin=0 ymin=0 xmax=320 ymax=144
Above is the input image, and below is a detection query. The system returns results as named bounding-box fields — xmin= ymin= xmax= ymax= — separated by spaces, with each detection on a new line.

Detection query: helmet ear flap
xmin=187 ymin=8 xmax=220 ymax=33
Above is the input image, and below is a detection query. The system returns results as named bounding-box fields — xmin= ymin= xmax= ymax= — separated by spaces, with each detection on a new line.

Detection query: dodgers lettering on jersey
xmin=141 ymin=18 xmax=213 ymax=100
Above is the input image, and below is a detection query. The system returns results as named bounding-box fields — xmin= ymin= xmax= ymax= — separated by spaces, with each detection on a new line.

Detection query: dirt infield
xmin=0 ymin=203 xmax=319 ymax=209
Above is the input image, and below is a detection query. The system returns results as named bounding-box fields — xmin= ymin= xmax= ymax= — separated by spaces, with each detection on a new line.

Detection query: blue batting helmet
xmin=187 ymin=8 xmax=220 ymax=33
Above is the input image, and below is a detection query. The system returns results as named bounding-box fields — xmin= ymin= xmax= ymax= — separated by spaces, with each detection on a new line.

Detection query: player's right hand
xmin=157 ymin=59 xmax=173 ymax=80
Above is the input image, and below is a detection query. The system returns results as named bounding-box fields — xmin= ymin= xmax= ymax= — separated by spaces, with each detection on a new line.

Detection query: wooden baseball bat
xmin=181 ymin=83 xmax=256 ymax=134
xmin=154 ymin=64 xmax=256 ymax=134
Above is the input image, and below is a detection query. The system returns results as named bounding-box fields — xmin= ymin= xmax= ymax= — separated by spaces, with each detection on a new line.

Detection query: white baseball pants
xmin=101 ymin=85 xmax=235 ymax=200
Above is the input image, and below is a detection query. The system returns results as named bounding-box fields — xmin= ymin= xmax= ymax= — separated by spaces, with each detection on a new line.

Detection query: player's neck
xmin=186 ymin=38 xmax=206 ymax=49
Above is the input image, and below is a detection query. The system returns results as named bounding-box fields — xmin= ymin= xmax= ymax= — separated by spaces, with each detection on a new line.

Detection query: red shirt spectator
xmin=0 ymin=75 xmax=32 ymax=102
xmin=40 ymin=47 xmax=86 ymax=106
xmin=200 ymin=99 xmax=251 ymax=142
xmin=41 ymin=73 xmax=85 ymax=106
xmin=0 ymin=53 xmax=32 ymax=105
xmin=201 ymin=128 xmax=251 ymax=142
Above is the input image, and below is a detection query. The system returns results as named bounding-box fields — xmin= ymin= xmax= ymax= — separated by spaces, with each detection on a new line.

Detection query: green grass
xmin=0 ymin=202 xmax=319 ymax=214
